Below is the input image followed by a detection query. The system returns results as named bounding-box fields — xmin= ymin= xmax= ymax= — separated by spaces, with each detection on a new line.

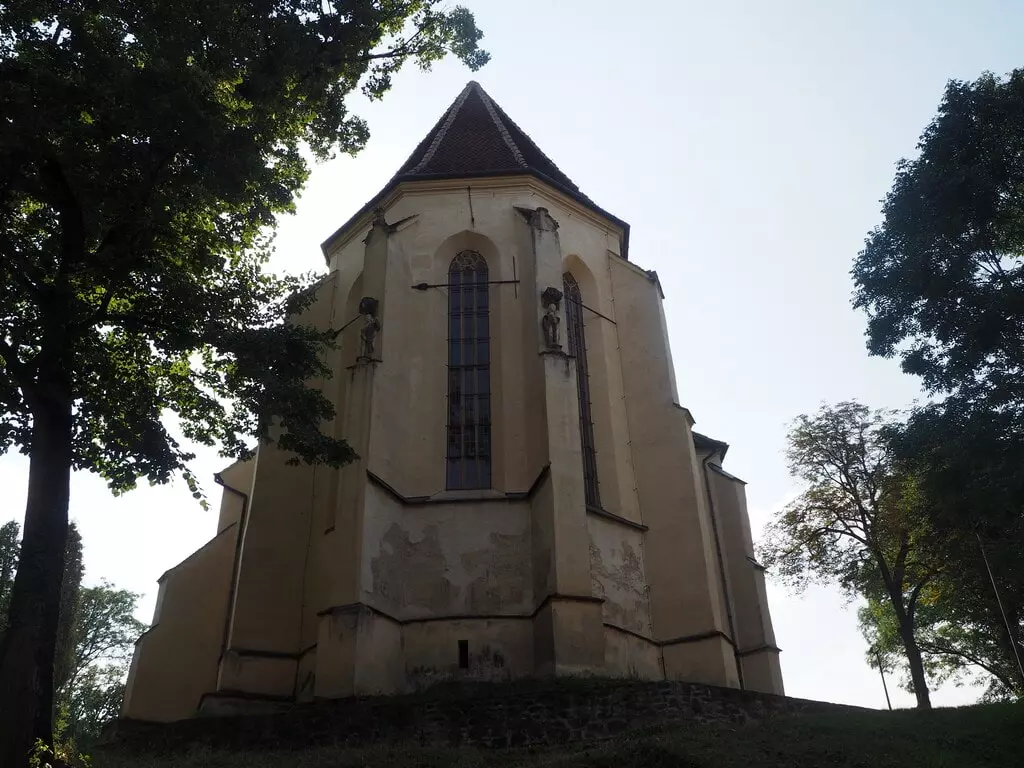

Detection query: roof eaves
xmin=320 ymin=169 xmax=630 ymax=262
xmin=693 ymin=430 xmax=730 ymax=460
xmin=708 ymin=462 xmax=746 ymax=485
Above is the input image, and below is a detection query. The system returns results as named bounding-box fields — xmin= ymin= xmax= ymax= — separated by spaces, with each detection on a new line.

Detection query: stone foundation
xmin=103 ymin=679 xmax=860 ymax=754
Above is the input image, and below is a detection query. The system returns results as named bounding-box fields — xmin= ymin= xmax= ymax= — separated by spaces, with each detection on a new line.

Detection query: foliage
xmin=853 ymin=70 xmax=1024 ymax=404
xmin=760 ymin=401 xmax=938 ymax=708
xmin=1 ymin=0 xmax=487 ymax=493
xmin=55 ymin=581 xmax=145 ymax=751
xmin=852 ymin=66 xmax=1024 ymax=707
xmin=881 ymin=402 xmax=1024 ymax=700
xmin=0 ymin=520 xmax=18 ymax=633
xmin=0 ymin=522 xmax=83 ymax=657
xmin=54 ymin=523 xmax=83 ymax=695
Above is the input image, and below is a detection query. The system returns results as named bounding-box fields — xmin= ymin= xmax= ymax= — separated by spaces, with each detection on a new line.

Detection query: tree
xmin=760 ymin=402 xmax=938 ymax=709
xmin=852 ymin=67 xmax=1024 ymax=705
xmin=54 ymin=523 xmax=83 ymax=698
xmin=0 ymin=521 xmax=19 ymax=634
xmin=859 ymin=531 xmax=1024 ymax=702
xmin=884 ymin=402 xmax=1024 ymax=699
xmin=852 ymin=70 xmax=1024 ymax=404
xmin=0 ymin=2 xmax=488 ymax=764
xmin=56 ymin=582 xmax=146 ymax=753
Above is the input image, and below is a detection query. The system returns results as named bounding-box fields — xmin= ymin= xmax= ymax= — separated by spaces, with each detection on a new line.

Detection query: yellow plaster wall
xmin=121 ymin=524 xmax=236 ymax=722
xmin=603 ymin=625 xmax=663 ymax=680
xmin=707 ymin=466 xmax=784 ymax=694
xmin=126 ymin=172 xmax=785 ymax=713
xmin=215 ymin=459 xmax=255 ymax=533
xmin=586 ymin=515 xmax=651 ymax=637
xmin=361 ymin=481 xmax=534 ymax=620
xmin=403 ymin=618 xmax=534 ymax=689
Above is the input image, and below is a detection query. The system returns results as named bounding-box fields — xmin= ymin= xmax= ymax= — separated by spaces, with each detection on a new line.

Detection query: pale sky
xmin=3 ymin=0 xmax=1021 ymax=709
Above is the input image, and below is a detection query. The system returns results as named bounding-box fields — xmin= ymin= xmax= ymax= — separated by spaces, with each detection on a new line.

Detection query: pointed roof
xmin=321 ymin=82 xmax=629 ymax=257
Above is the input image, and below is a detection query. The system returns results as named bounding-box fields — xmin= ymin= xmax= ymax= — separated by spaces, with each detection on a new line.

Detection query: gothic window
xmin=446 ymin=250 xmax=491 ymax=490
xmin=564 ymin=273 xmax=600 ymax=508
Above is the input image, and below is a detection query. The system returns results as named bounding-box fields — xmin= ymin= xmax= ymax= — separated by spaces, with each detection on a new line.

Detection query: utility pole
xmin=976 ymin=531 xmax=1024 ymax=684
xmin=874 ymin=645 xmax=893 ymax=711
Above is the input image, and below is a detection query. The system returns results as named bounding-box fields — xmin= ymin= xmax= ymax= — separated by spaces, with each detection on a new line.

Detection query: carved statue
xmin=540 ymin=287 xmax=563 ymax=350
xmin=542 ymin=303 xmax=561 ymax=349
xmin=357 ymin=297 xmax=380 ymax=359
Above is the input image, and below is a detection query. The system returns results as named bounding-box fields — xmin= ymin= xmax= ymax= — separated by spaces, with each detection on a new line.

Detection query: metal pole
xmin=976 ymin=531 xmax=1024 ymax=684
xmin=874 ymin=646 xmax=893 ymax=711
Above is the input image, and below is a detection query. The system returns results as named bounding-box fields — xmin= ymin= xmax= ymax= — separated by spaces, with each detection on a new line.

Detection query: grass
xmin=94 ymin=701 xmax=1022 ymax=768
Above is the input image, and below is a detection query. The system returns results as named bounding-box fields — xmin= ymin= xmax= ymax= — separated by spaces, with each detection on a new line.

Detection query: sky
xmin=3 ymin=0 xmax=1023 ymax=710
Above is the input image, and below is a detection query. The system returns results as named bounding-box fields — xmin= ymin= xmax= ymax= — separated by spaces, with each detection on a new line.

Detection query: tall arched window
xmin=564 ymin=273 xmax=600 ymax=507
xmin=446 ymin=251 xmax=491 ymax=490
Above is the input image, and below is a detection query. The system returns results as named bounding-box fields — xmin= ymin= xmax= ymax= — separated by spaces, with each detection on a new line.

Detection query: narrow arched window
xmin=564 ymin=273 xmax=600 ymax=508
xmin=447 ymin=251 xmax=491 ymax=490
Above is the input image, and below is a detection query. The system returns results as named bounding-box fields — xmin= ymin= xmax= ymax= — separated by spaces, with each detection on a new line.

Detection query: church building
xmin=122 ymin=82 xmax=783 ymax=721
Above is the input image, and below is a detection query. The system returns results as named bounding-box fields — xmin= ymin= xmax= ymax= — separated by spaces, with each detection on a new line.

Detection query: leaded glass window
xmin=564 ymin=273 xmax=600 ymax=507
xmin=446 ymin=251 xmax=491 ymax=490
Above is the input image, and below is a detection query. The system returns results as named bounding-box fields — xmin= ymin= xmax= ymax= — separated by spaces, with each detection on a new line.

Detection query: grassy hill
xmin=95 ymin=701 xmax=1021 ymax=768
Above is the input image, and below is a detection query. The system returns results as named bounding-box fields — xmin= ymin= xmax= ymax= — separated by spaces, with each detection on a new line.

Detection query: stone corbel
xmin=515 ymin=205 xmax=560 ymax=232
xmin=362 ymin=208 xmax=418 ymax=243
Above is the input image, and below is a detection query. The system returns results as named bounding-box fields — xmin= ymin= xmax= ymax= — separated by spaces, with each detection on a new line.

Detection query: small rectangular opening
xmin=458 ymin=639 xmax=469 ymax=669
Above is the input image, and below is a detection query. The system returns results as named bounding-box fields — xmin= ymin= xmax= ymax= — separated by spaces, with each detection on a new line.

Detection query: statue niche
xmin=358 ymin=296 xmax=381 ymax=360
xmin=541 ymin=286 xmax=563 ymax=350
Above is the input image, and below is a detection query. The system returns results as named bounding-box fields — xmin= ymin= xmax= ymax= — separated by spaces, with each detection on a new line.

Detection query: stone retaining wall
xmin=102 ymin=679 xmax=862 ymax=753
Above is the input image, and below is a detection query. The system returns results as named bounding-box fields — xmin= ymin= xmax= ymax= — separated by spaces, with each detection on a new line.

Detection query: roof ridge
xmin=474 ymin=84 xmax=528 ymax=169
xmin=485 ymin=96 xmax=581 ymax=193
xmin=408 ymin=82 xmax=477 ymax=175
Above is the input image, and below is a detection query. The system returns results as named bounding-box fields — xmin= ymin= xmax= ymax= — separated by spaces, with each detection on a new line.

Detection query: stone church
xmin=122 ymin=82 xmax=783 ymax=721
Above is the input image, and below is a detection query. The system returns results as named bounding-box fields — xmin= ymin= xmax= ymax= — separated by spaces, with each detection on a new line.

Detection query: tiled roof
xmin=393 ymin=81 xmax=584 ymax=197
xmin=321 ymin=82 xmax=629 ymax=257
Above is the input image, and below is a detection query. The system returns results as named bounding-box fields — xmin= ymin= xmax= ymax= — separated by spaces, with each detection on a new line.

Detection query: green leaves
xmin=0 ymin=0 xmax=487 ymax=491
xmin=852 ymin=69 xmax=1024 ymax=701
xmin=853 ymin=70 xmax=1024 ymax=403
xmin=55 ymin=580 xmax=147 ymax=753
xmin=760 ymin=402 xmax=940 ymax=706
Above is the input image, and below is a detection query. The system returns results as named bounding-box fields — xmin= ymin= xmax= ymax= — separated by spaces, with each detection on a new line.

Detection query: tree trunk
xmin=890 ymin=597 xmax=932 ymax=710
xmin=0 ymin=400 xmax=73 ymax=767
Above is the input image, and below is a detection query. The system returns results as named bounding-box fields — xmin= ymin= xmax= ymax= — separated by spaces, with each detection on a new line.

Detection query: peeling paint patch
xmin=372 ymin=523 xmax=460 ymax=612
xmin=589 ymin=524 xmax=651 ymax=634
xmin=460 ymin=529 xmax=531 ymax=613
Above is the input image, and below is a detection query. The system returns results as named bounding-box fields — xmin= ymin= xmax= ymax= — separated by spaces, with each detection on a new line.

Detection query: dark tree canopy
xmin=853 ymin=70 xmax=1024 ymax=403
xmin=853 ymin=72 xmax=1024 ymax=701
xmin=0 ymin=521 xmax=20 ymax=634
xmin=0 ymin=0 xmax=488 ymax=492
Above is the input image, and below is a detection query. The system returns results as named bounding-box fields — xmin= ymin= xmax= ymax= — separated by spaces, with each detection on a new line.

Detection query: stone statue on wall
xmin=358 ymin=296 xmax=380 ymax=359
xmin=541 ymin=287 xmax=563 ymax=350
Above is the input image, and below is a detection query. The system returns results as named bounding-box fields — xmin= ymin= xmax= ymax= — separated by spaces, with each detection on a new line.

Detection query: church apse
xmin=121 ymin=81 xmax=783 ymax=722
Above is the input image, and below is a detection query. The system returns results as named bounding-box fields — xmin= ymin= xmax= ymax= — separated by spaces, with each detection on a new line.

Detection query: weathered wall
xmin=587 ymin=515 xmax=651 ymax=636
xmin=609 ymin=256 xmax=737 ymax=687
xmin=403 ymin=618 xmax=534 ymax=689
xmin=122 ymin=525 xmax=236 ymax=722
xmin=361 ymin=481 xmax=534 ymax=619
xmin=602 ymin=626 xmax=662 ymax=680
xmin=125 ymin=170 xmax=784 ymax=714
